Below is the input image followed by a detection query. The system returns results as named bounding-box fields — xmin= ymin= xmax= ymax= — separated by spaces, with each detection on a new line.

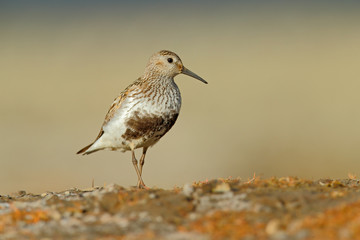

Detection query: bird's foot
xmin=137 ymin=179 xmax=149 ymax=189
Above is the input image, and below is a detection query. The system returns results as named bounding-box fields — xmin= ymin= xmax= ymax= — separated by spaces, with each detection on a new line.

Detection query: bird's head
xmin=144 ymin=50 xmax=207 ymax=84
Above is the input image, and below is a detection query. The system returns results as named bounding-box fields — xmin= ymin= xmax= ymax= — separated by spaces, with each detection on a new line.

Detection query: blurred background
xmin=1 ymin=0 xmax=360 ymax=194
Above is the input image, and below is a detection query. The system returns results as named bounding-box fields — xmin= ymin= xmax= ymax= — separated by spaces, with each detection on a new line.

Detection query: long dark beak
xmin=182 ymin=67 xmax=208 ymax=84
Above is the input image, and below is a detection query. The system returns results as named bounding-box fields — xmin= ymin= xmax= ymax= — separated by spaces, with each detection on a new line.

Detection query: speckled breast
xmin=121 ymin=80 xmax=181 ymax=148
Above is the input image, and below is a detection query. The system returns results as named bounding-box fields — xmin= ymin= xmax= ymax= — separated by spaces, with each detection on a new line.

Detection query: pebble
xmin=270 ymin=231 xmax=289 ymax=240
xmin=0 ymin=202 xmax=11 ymax=214
xmin=196 ymin=191 xmax=251 ymax=212
xmin=164 ymin=232 xmax=209 ymax=240
xmin=266 ymin=219 xmax=280 ymax=235
xmin=212 ymin=182 xmax=231 ymax=193
xmin=49 ymin=210 xmax=62 ymax=221
xmin=113 ymin=214 xmax=129 ymax=228
xmin=183 ymin=183 xmax=194 ymax=197
xmin=10 ymin=190 xmax=26 ymax=198
xmin=138 ymin=211 xmax=150 ymax=221
xmin=83 ymin=214 xmax=97 ymax=224
xmin=99 ymin=213 xmax=113 ymax=223
xmin=104 ymin=183 xmax=124 ymax=192
xmin=60 ymin=217 xmax=82 ymax=228
xmin=149 ymin=193 xmax=157 ymax=199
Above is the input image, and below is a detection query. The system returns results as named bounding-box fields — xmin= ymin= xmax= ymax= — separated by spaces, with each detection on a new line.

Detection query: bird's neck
xmin=142 ymin=64 xmax=176 ymax=80
xmin=141 ymin=72 xmax=175 ymax=87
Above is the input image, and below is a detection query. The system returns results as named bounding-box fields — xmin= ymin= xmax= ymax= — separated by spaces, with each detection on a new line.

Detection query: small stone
xmin=270 ymin=231 xmax=288 ymax=240
xmin=237 ymin=193 xmax=247 ymax=200
xmin=10 ymin=190 xmax=26 ymax=198
xmin=331 ymin=190 xmax=345 ymax=198
xmin=149 ymin=193 xmax=157 ymax=199
xmin=155 ymin=216 xmax=163 ymax=222
xmin=266 ymin=219 xmax=280 ymax=235
xmin=83 ymin=214 xmax=97 ymax=224
xmin=60 ymin=217 xmax=82 ymax=227
xmin=138 ymin=211 xmax=149 ymax=220
xmin=212 ymin=182 xmax=231 ymax=193
xmin=99 ymin=213 xmax=113 ymax=223
xmin=188 ymin=212 xmax=198 ymax=220
xmin=295 ymin=230 xmax=310 ymax=239
xmin=104 ymin=183 xmax=124 ymax=192
xmin=114 ymin=215 xmax=129 ymax=228
xmin=165 ymin=232 xmax=208 ymax=240
xmin=73 ymin=212 xmax=83 ymax=219
xmin=44 ymin=194 xmax=59 ymax=203
xmin=50 ymin=210 xmax=62 ymax=221
xmin=338 ymin=228 xmax=351 ymax=239
xmin=287 ymin=219 xmax=302 ymax=232
xmin=183 ymin=184 xmax=194 ymax=197
xmin=13 ymin=201 xmax=28 ymax=209
xmin=230 ymin=199 xmax=251 ymax=211
xmin=0 ymin=202 xmax=10 ymax=214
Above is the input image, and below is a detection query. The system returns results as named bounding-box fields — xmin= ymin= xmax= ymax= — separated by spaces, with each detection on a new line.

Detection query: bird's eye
xmin=167 ymin=58 xmax=173 ymax=63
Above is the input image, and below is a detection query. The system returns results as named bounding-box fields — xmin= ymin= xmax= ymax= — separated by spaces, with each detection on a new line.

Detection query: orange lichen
xmin=181 ymin=211 xmax=267 ymax=240
xmin=299 ymin=200 xmax=360 ymax=239
xmin=8 ymin=204 xmax=49 ymax=225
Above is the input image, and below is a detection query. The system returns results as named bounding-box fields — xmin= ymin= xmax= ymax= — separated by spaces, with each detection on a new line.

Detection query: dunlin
xmin=77 ymin=50 xmax=207 ymax=188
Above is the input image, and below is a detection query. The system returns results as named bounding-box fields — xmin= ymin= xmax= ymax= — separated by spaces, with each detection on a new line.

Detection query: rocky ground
xmin=1 ymin=176 xmax=360 ymax=240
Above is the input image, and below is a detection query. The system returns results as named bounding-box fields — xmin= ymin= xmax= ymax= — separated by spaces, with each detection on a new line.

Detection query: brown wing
xmin=76 ymin=78 xmax=143 ymax=155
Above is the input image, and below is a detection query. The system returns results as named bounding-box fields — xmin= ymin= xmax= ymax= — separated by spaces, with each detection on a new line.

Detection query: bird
xmin=77 ymin=50 xmax=207 ymax=188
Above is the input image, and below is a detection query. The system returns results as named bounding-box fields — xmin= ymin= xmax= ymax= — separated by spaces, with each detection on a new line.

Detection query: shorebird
xmin=77 ymin=50 xmax=207 ymax=188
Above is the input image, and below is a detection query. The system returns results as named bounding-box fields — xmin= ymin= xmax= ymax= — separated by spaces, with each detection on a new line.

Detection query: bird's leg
xmin=131 ymin=150 xmax=146 ymax=189
xmin=139 ymin=147 xmax=148 ymax=177
xmin=137 ymin=147 xmax=148 ymax=187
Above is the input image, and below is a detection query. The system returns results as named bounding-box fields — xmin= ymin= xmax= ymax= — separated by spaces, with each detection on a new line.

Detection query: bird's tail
xmin=77 ymin=130 xmax=105 ymax=155
xmin=76 ymin=143 xmax=93 ymax=155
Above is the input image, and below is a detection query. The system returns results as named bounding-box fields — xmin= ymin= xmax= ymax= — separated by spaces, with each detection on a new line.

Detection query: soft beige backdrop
xmin=1 ymin=2 xmax=360 ymax=194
